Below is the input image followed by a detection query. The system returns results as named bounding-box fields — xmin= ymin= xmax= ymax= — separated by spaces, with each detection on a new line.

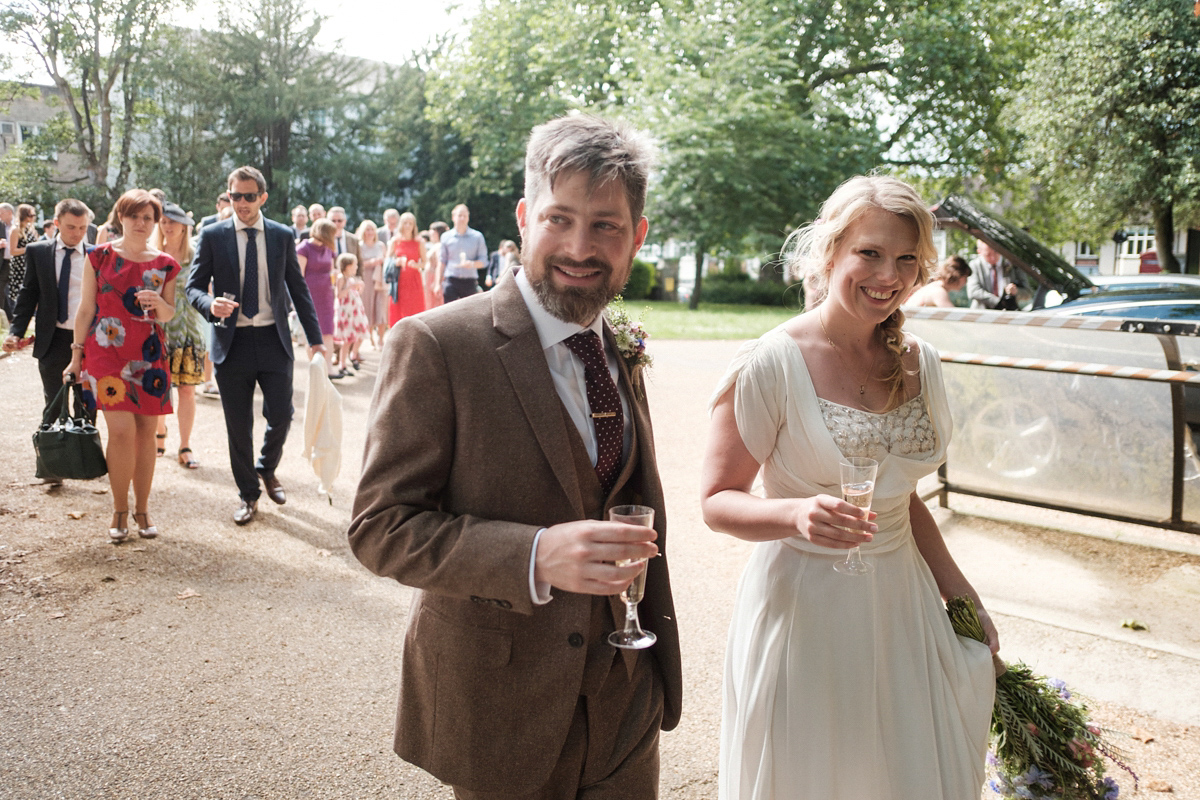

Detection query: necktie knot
xmin=564 ymin=330 xmax=606 ymax=369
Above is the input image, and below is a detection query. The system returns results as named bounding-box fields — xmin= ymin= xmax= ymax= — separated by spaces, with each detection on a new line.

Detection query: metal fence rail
xmin=906 ymin=307 xmax=1200 ymax=535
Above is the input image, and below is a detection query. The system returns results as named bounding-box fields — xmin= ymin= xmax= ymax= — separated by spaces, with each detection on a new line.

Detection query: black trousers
xmin=442 ymin=276 xmax=480 ymax=304
xmin=0 ymin=260 xmax=10 ymax=322
xmin=36 ymin=326 xmax=89 ymax=421
xmin=214 ymin=325 xmax=294 ymax=502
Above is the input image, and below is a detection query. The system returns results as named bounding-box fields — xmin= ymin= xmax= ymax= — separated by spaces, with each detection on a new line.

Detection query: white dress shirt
xmin=234 ymin=214 xmax=274 ymax=327
xmin=55 ymin=237 xmax=86 ymax=329
xmin=515 ymin=267 xmax=633 ymax=604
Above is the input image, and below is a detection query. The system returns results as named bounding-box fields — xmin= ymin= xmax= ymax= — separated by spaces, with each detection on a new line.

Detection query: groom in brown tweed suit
xmin=348 ymin=115 xmax=682 ymax=798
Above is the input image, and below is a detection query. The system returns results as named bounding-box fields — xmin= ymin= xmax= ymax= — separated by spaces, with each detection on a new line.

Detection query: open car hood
xmin=931 ymin=195 xmax=1095 ymax=300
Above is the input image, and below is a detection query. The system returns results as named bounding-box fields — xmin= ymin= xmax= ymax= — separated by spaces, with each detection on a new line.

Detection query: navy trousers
xmin=214 ymin=325 xmax=294 ymax=502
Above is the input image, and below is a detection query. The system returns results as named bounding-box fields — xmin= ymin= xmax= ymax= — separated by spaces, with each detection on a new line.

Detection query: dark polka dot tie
xmin=564 ymin=330 xmax=623 ymax=494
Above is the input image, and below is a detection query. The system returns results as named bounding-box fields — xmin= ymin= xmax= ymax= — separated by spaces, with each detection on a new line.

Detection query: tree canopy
xmin=1015 ymin=0 xmax=1200 ymax=271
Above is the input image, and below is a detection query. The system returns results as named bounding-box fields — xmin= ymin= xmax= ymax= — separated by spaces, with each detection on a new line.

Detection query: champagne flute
xmin=833 ymin=457 xmax=878 ymax=576
xmin=607 ymin=504 xmax=657 ymax=650
xmin=213 ymin=292 xmax=237 ymax=328
xmin=140 ymin=275 xmax=160 ymax=323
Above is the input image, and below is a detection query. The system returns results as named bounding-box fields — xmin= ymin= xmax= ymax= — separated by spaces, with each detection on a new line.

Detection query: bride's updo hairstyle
xmin=785 ymin=175 xmax=938 ymax=411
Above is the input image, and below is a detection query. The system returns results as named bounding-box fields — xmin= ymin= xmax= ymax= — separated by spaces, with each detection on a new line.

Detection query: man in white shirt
xmin=4 ymin=198 xmax=93 ymax=420
xmin=186 ymin=166 xmax=327 ymax=525
xmin=349 ymin=115 xmax=682 ymax=798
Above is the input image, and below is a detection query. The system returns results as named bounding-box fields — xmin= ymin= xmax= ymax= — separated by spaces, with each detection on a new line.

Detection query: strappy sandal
xmin=109 ymin=511 xmax=129 ymax=543
xmin=133 ymin=511 xmax=158 ymax=539
xmin=156 ymin=433 xmax=166 ymax=456
xmin=178 ymin=447 xmax=200 ymax=469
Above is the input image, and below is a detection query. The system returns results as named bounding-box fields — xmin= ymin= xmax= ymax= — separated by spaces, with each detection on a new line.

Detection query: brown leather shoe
xmin=233 ymin=499 xmax=257 ymax=525
xmin=258 ymin=472 xmax=286 ymax=505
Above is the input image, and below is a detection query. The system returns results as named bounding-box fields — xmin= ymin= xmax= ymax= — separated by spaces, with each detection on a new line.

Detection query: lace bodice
xmin=817 ymin=394 xmax=936 ymax=462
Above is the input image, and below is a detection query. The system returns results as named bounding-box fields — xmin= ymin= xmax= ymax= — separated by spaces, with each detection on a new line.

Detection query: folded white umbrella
xmin=303 ymin=353 xmax=343 ymax=500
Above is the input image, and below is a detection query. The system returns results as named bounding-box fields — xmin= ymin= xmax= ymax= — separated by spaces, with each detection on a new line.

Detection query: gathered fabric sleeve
xmin=709 ymin=332 xmax=789 ymax=465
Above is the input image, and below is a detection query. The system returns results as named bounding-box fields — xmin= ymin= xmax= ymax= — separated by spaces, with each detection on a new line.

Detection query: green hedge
xmin=702 ymin=274 xmax=794 ymax=306
xmin=622 ymin=258 xmax=656 ymax=300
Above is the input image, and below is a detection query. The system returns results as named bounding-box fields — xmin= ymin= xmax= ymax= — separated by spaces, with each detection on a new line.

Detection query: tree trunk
xmin=689 ymin=240 xmax=706 ymax=310
xmin=1153 ymin=201 xmax=1180 ymax=273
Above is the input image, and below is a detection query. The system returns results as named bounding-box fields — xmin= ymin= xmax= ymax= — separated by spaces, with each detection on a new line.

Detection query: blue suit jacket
xmin=186 ymin=216 xmax=324 ymax=364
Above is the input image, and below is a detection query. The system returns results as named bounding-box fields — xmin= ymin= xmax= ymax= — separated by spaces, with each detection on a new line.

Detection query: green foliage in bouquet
xmin=947 ymin=597 xmax=1135 ymax=800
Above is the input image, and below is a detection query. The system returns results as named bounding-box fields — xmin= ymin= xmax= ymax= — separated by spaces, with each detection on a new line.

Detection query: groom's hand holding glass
xmin=533 ymin=517 xmax=658 ymax=597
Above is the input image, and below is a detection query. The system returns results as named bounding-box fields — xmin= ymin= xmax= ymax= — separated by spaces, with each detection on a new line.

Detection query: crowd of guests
xmin=0 ymin=183 xmax=516 ymax=540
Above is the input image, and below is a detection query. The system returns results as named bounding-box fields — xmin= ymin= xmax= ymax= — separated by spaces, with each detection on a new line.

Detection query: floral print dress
xmin=80 ymin=244 xmax=181 ymax=415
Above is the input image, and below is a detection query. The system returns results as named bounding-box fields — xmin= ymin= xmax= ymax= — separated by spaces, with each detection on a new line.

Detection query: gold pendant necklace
xmin=819 ymin=308 xmax=879 ymax=396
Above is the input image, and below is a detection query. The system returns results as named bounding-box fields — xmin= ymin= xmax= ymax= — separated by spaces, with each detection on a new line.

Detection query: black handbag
xmin=32 ymin=380 xmax=107 ymax=480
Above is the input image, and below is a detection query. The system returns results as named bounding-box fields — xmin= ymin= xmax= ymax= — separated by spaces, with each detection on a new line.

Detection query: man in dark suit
xmin=197 ymin=192 xmax=230 ymax=230
xmin=186 ymin=166 xmax=326 ymax=525
xmin=349 ymin=116 xmax=682 ymax=797
xmin=3 ymin=198 xmax=93 ymax=422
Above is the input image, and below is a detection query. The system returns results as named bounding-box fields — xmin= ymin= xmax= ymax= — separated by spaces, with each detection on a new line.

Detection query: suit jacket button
xmin=567 ymin=632 xmax=585 ymax=648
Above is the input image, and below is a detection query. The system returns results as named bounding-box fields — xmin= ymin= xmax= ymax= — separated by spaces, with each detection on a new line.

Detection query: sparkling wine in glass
xmin=213 ymin=292 xmax=237 ymax=328
xmin=607 ymin=504 xmax=657 ymax=650
xmin=140 ymin=275 xmax=160 ymax=323
xmin=833 ymin=456 xmax=878 ymax=576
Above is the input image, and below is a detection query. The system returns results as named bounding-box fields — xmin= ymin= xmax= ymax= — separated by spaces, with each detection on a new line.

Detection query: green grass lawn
xmin=618 ymin=300 xmax=800 ymax=340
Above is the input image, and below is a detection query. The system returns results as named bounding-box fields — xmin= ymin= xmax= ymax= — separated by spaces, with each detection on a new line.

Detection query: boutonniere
xmin=605 ymin=296 xmax=652 ymax=398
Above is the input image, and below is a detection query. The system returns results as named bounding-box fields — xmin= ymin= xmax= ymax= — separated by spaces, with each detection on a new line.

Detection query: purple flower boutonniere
xmin=605 ymin=296 xmax=652 ymax=399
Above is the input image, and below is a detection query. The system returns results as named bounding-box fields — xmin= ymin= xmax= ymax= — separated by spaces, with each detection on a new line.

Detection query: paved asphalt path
xmin=1 ymin=337 xmax=1197 ymax=798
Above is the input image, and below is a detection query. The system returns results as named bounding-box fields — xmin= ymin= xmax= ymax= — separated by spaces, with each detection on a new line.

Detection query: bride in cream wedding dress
xmin=701 ymin=176 xmax=998 ymax=800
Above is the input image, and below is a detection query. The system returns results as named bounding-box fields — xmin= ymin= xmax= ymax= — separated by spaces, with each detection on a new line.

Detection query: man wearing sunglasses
xmin=186 ymin=166 xmax=327 ymax=525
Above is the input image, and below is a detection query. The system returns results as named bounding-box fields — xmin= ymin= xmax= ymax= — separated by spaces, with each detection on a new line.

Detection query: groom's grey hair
xmin=523 ymin=114 xmax=656 ymax=225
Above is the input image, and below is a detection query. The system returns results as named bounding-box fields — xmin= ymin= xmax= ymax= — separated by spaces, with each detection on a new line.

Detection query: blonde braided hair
xmin=786 ymin=176 xmax=938 ymax=412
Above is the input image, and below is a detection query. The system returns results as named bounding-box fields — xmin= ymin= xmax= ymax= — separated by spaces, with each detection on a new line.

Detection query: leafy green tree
xmin=0 ymin=0 xmax=186 ymax=203
xmin=635 ymin=0 xmax=1029 ymax=305
xmin=431 ymin=0 xmax=1034 ymax=305
xmin=1015 ymin=0 xmax=1200 ymax=272
xmin=194 ymin=0 xmax=368 ymax=218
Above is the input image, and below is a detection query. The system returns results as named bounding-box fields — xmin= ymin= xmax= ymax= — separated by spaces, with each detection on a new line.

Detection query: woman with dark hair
xmin=94 ymin=205 xmax=123 ymax=245
xmin=65 ymin=189 xmax=179 ymax=543
xmin=6 ymin=203 xmax=37 ymax=312
xmin=296 ymin=217 xmax=340 ymax=378
xmin=905 ymin=255 xmax=971 ymax=308
xmin=422 ymin=220 xmax=448 ymax=310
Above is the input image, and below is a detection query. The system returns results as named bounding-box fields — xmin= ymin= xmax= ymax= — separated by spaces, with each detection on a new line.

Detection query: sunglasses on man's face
xmin=228 ymin=192 xmax=261 ymax=202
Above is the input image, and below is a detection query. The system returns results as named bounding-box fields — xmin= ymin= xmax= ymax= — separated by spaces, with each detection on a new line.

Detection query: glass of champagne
xmin=213 ymin=292 xmax=237 ymax=328
xmin=607 ymin=504 xmax=657 ymax=650
xmin=833 ymin=456 xmax=878 ymax=576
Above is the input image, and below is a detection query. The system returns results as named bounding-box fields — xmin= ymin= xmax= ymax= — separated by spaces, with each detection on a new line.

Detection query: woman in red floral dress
xmin=65 ymin=190 xmax=179 ymax=543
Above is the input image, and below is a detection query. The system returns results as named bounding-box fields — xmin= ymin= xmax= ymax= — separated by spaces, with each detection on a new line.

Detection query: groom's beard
xmin=527 ymin=256 xmax=623 ymax=326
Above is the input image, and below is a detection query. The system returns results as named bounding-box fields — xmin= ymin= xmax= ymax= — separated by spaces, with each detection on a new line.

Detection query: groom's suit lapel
xmin=492 ymin=278 xmax=587 ymax=520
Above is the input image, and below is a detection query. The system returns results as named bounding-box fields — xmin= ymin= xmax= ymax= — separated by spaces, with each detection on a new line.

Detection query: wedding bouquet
xmin=946 ymin=597 xmax=1136 ymax=800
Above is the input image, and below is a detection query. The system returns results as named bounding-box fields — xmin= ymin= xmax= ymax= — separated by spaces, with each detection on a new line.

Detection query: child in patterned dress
xmin=333 ymin=253 xmax=370 ymax=376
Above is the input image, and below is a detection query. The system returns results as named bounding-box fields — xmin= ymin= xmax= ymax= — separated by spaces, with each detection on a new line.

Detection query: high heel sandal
xmin=156 ymin=433 xmax=166 ymax=456
xmin=178 ymin=447 xmax=200 ymax=469
xmin=109 ymin=511 xmax=129 ymax=543
xmin=133 ymin=511 xmax=158 ymax=539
